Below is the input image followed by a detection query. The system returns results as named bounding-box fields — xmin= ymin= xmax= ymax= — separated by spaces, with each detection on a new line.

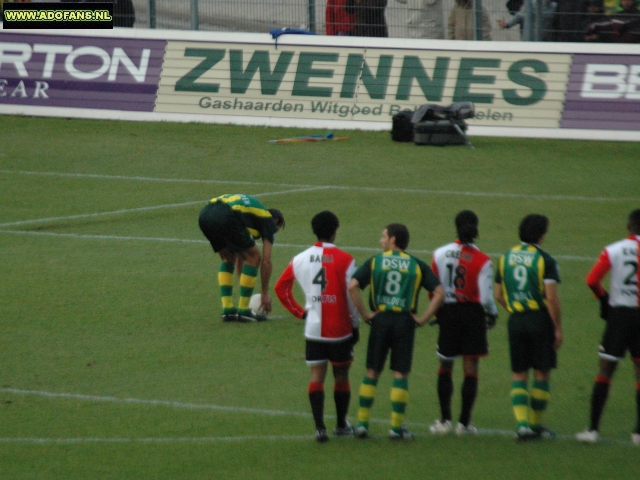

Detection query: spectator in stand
xmin=396 ymin=0 xmax=445 ymax=39
xmin=586 ymin=0 xmax=640 ymax=42
xmin=581 ymin=0 xmax=608 ymax=40
xmin=554 ymin=0 xmax=589 ymax=41
xmin=114 ymin=0 xmax=135 ymax=27
xmin=498 ymin=0 xmax=558 ymax=41
xmin=326 ymin=0 xmax=357 ymax=35
xmin=447 ymin=0 xmax=491 ymax=40
xmin=346 ymin=0 xmax=389 ymax=37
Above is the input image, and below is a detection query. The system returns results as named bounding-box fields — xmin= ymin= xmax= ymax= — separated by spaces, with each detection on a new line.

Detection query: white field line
xmin=0 ymin=186 xmax=331 ymax=228
xmin=0 ymin=201 xmax=204 ymax=228
xmin=0 ymin=229 xmax=597 ymax=262
xmin=0 ymin=388 xmax=634 ymax=446
xmin=0 ymin=435 xmax=311 ymax=444
xmin=0 ymin=230 xmax=597 ymax=262
xmin=1 ymin=169 xmax=636 ymax=202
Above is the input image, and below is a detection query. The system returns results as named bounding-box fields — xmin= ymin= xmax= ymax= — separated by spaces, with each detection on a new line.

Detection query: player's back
xmin=603 ymin=236 xmax=640 ymax=307
xmin=291 ymin=242 xmax=356 ymax=339
xmin=432 ymin=241 xmax=492 ymax=305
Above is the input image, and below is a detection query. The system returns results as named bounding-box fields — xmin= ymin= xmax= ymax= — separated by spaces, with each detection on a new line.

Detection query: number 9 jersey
xmin=495 ymin=243 xmax=560 ymax=313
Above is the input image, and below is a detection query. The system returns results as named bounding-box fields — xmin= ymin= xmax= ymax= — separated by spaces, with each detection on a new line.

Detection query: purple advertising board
xmin=0 ymin=32 xmax=165 ymax=111
xmin=561 ymin=54 xmax=640 ymax=131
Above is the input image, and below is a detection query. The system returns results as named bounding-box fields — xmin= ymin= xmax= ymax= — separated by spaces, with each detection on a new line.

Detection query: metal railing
xmin=124 ymin=0 xmax=635 ymax=43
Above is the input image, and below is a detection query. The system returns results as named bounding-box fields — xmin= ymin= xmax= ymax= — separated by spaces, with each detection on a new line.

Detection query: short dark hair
xmin=455 ymin=210 xmax=479 ymax=244
xmin=519 ymin=214 xmax=549 ymax=244
xmin=628 ymin=209 xmax=640 ymax=234
xmin=311 ymin=211 xmax=339 ymax=240
xmin=268 ymin=208 xmax=285 ymax=230
xmin=386 ymin=223 xmax=410 ymax=250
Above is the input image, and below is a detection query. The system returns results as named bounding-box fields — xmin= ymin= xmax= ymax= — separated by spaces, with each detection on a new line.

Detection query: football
xmin=249 ymin=293 xmax=267 ymax=317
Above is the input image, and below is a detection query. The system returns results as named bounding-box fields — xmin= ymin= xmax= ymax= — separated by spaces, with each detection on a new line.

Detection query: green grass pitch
xmin=1 ymin=115 xmax=639 ymax=479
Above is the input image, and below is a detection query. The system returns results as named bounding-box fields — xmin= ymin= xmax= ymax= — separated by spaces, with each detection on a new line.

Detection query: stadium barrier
xmin=0 ymin=28 xmax=639 ymax=141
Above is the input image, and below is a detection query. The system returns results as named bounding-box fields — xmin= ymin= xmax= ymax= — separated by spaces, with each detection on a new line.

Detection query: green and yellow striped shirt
xmin=495 ymin=243 xmax=560 ymax=313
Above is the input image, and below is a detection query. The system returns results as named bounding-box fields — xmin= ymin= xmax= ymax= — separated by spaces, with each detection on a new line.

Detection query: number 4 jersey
xmin=587 ymin=235 xmax=640 ymax=307
xmin=275 ymin=242 xmax=360 ymax=341
xmin=431 ymin=241 xmax=498 ymax=316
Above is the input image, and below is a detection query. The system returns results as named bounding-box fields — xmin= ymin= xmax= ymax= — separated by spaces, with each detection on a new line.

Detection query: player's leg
xmin=508 ymin=314 xmax=533 ymax=436
xmin=511 ymin=370 xmax=531 ymax=437
xmin=356 ymin=368 xmax=380 ymax=438
xmin=459 ymin=356 xmax=479 ymax=432
xmin=529 ymin=369 xmax=552 ymax=436
xmin=630 ymin=309 xmax=640 ymax=445
xmin=578 ymin=308 xmax=627 ymax=442
xmin=633 ymin=359 xmax=640 ymax=445
xmin=592 ymin=359 xmax=617 ymax=430
xmin=236 ymin=246 xmax=261 ymax=319
xmin=389 ymin=371 xmax=411 ymax=439
xmin=198 ymin=203 xmax=237 ymax=319
xmin=527 ymin=313 xmax=557 ymax=438
xmin=457 ymin=305 xmax=487 ymax=433
xmin=330 ymin=339 xmax=355 ymax=435
xmin=306 ymin=340 xmax=330 ymax=442
xmin=332 ymin=364 xmax=353 ymax=434
xmin=431 ymin=305 xmax=458 ymax=434
xmin=388 ymin=316 xmax=414 ymax=439
xmin=431 ymin=359 xmax=454 ymax=434
xmin=218 ymin=249 xmax=238 ymax=318
xmin=356 ymin=318 xmax=390 ymax=438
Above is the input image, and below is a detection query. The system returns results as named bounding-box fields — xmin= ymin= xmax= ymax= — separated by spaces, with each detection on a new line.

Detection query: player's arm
xmin=274 ymin=262 xmax=305 ymax=319
xmin=544 ymin=280 xmax=563 ymax=350
xmin=479 ymin=260 xmax=498 ymax=327
xmin=259 ymin=238 xmax=274 ymax=313
xmin=586 ymin=250 xmax=611 ymax=321
xmin=494 ymin=257 xmax=507 ymax=310
xmin=494 ymin=282 xmax=507 ymax=309
xmin=348 ymin=277 xmax=375 ymax=324
xmin=415 ymin=284 xmax=445 ymax=327
xmin=345 ymin=260 xmax=361 ymax=328
xmin=586 ymin=250 xmax=610 ymax=298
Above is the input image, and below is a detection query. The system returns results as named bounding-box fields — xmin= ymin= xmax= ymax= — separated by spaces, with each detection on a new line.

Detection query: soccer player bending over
xmin=198 ymin=194 xmax=284 ymax=322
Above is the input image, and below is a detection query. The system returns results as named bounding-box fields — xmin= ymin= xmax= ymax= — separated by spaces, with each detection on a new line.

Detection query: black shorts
xmin=598 ymin=307 xmax=640 ymax=361
xmin=198 ymin=202 xmax=256 ymax=254
xmin=305 ymin=338 xmax=354 ymax=367
xmin=508 ymin=310 xmax=557 ymax=373
xmin=436 ymin=303 xmax=488 ymax=360
xmin=365 ymin=312 xmax=416 ymax=375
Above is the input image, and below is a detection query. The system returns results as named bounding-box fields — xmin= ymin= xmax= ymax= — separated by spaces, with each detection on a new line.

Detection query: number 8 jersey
xmin=352 ymin=250 xmax=440 ymax=313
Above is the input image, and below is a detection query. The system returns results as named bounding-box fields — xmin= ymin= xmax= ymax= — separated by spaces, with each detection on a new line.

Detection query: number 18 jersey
xmin=431 ymin=240 xmax=498 ymax=316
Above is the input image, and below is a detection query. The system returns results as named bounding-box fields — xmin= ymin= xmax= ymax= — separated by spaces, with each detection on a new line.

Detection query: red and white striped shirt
xmin=586 ymin=235 xmax=640 ymax=307
xmin=431 ymin=240 xmax=498 ymax=316
xmin=275 ymin=242 xmax=359 ymax=341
